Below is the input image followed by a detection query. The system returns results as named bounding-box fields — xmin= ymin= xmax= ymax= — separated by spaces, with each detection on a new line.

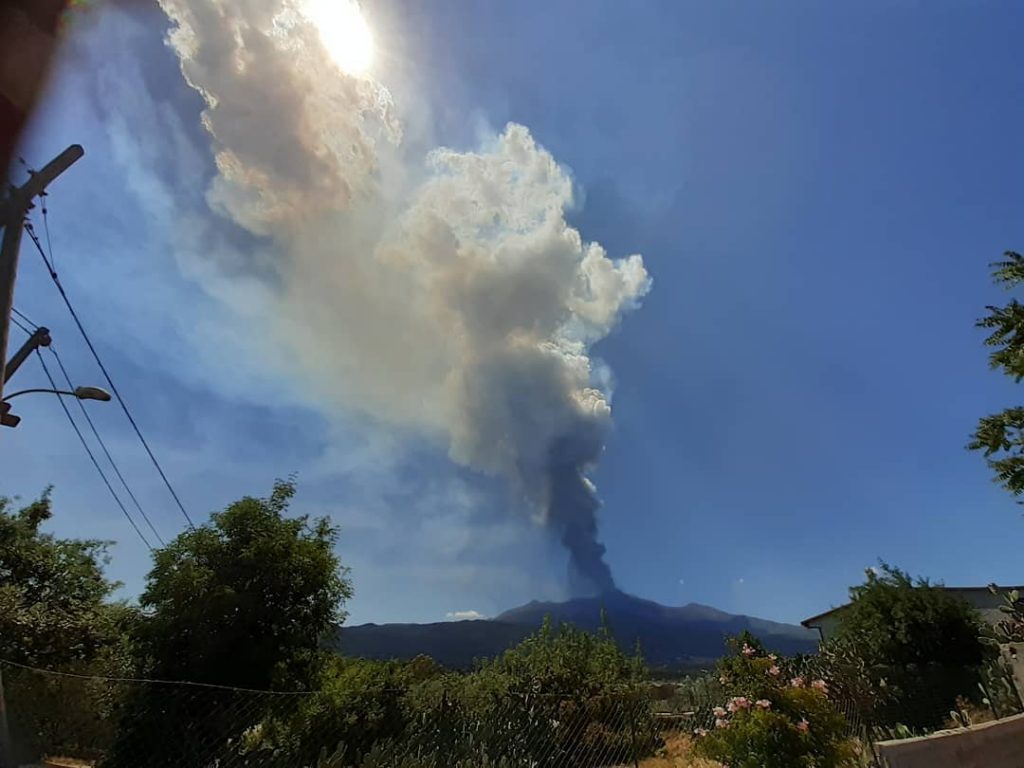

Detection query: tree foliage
xmin=0 ymin=490 xmax=137 ymax=765
xmin=240 ymin=619 xmax=652 ymax=767
xmin=0 ymin=489 xmax=124 ymax=667
xmin=136 ymin=477 xmax=351 ymax=689
xmin=479 ymin=617 xmax=646 ymax=694
xmin=829 ymin=564 xmax=988 ymax=728
xmin=104 ymin=478 xmax=352 ymax=768
xmin=969 ymin=251 xmax=1024 ymax=498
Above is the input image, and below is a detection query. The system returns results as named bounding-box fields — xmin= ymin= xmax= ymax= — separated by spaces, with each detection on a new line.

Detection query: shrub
xmin=236 ymin=656 xmax=419 ymax=765
xmin=693 ymin=634 xmax=857 ymax=768
xmin=827 ymin=564 xmax=990 ymax=730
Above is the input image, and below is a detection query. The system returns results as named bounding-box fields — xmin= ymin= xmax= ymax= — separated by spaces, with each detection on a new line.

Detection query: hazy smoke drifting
xmin=157 ymin=0 xmax=650 ymax=594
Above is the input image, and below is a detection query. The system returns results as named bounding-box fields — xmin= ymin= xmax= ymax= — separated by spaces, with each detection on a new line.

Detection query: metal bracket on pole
xmin=0 ymin=326 xmax=52 ymax=428
xmin=4 ymin=326 xmax=51 ymax=385
xmin=0 ymin=145 xmax=83 ymax=406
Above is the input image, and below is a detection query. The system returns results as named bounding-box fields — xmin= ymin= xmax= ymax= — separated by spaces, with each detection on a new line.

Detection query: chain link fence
xmin=1 ymin=660 xmax=701 ymax=768
xmin=6 ymin=657 xmax=1017 ymax=767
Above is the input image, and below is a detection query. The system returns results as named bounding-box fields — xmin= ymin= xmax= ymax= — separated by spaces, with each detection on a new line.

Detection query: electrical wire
xmin=49 ymin=345 xmax=166 ymax=546
xmin=0 ymin=657 xmax=311 ymax=694
xmin=33 ymin=349 xmax=154 ymax=552
xmin=24 ymin=216 xmax=197 ymax=531
xmin=40 ymin=192 xmax=55 ymax=272
xmin=11 ymin=307 xmax=38 ymax=330
xmin=8 ymin=306 xmax=165 ymax=544
xmin=9 ymin=314 xmax=32 ymax=336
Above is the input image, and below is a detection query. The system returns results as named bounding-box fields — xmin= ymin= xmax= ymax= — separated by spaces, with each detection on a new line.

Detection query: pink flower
xmin=768 ymin=654 xmax=778 ymax=662
xmin=715 ymin=718 xmax=729 ymax=729
xmin=741 ymin=643 xmax=756 ymax=657
xmin=790 ymin=676 xmax=805 ymax=688
xmin=727 ymin=696 xmax=750 ymax=713
xmin=693 ymin=727 xmax=709 ymax=737
xmin=797 ymin=718 xmax=810 ymax=733
xmin=713 ymin=706 xmax=727 ymax=718
xmin=768 ymin=665 xmax=781 ymax=677
xmin=755 ymin=699 xmax=771 ymax=710
xmin=811 ymin=679 xmax=829 ymax=694
xmin=719 ymin=675 xmax=729 ymax=685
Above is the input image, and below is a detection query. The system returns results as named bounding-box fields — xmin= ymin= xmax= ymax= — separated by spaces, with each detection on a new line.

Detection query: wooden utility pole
xmin=0 ymin=663 xmax=10 ymax=768
xmin=0 ymin=144 xmax=82 ymax=404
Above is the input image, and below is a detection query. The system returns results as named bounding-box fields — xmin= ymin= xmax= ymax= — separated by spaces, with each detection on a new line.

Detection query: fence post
xmin=0 ymin=664 xmax=11 ymax=768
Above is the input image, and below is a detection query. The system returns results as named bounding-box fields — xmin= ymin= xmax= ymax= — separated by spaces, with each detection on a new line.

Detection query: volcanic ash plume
xmin=158 ymin=0 xmax=651 ymax=594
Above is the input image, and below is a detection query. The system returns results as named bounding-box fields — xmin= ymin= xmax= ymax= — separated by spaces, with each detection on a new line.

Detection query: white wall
xmin=876 ymin=713 xmax=1024 ymax=768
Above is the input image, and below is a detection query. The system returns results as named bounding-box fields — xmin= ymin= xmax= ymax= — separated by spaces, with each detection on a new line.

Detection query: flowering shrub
xmin=693 ymin=633 xmax=857 ymax=768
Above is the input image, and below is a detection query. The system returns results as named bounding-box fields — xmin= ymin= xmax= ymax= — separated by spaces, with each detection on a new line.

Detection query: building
xmin=801 ymin=585 xmax=1023 ymax=643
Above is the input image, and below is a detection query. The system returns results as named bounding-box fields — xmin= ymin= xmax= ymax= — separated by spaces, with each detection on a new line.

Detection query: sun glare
xmin=302 ymin=0 xmax=375 ymax=76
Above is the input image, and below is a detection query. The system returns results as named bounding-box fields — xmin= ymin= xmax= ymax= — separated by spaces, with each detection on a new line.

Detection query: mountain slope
xmin=335 ymin=591 xmax=817 ymax=669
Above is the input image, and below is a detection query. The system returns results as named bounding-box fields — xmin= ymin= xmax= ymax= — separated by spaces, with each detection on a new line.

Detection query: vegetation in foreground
xmin=690 ymin=633 xmax=857 ymax=768
xmin=0 ymin=472 xmax=1019 ymax=767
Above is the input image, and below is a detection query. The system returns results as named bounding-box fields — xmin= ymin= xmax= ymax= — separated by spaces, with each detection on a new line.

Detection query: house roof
xmin=800 ymin=585 xmax=1024 ymax=628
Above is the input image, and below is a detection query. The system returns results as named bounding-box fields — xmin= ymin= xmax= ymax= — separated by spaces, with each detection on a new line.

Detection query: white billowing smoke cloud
xmin=157 ymin=0 xmax=650 ymax=594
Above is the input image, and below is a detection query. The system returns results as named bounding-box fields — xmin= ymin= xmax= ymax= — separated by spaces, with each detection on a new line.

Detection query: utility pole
xmin=0 ymin=145 xmax=84 ymax=404
xmin=0 ymin=663 xmax=10 ymax=768
xmin=1 ymin=326 xmax=52 ymax=428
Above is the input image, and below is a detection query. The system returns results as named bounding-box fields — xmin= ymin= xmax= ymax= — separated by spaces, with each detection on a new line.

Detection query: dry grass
xmin=639 ymin=733 xmax=723 ymax=768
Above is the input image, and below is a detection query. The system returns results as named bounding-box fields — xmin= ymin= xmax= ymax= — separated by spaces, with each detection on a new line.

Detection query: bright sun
xmin=302 ymin=0 xmax=375 ymax=76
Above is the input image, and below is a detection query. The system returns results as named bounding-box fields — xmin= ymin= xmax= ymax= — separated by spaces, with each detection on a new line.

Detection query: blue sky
xmin=3 ymin=0 xmax=1023 ymax=627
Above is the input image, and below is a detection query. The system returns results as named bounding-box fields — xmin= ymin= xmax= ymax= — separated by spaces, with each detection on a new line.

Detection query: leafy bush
xmin=239 ymin=656 xmax=419 ymax=764
xmin=399 ymin=620 xmax=656 ymax=767
xmin=827 ymin=564 xmax=990 ymax=730
xmin=236 ymin=619 xmax=657 ymax=767
xmin=693 ymin=634 xmax=857 ymax=768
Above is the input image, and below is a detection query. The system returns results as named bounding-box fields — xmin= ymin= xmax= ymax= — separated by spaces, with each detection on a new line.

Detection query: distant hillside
xmin=335 ymin=590 xmax=817 ymax=669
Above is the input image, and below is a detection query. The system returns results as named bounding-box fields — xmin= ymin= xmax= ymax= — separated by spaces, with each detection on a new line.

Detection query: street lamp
xmin=2 ymin=386 xmax=112 ymax=402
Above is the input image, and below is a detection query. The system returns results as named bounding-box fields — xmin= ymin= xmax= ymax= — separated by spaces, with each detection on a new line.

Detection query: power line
xmin=40 ymin=192 xmax=55 ymax=273
xmin=24 ymin=216 xmax=197 ymax=531
xmin=11 ymin=307 xmax=37 ymax=330
xmin=0 ymin=657 xmax=311 ymax=694
xmin=34 ymin=349 xmax=154 ymax=552
xmin=9 ymin=314 xmax=31 ymax=336
xmin=8 ymin=304 xmax=165 ymax=544
xmin=49 ymin=345 xmax=165 ymax=546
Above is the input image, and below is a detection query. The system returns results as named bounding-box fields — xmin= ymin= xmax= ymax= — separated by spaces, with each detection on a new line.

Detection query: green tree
xmin=239 ymin=656 xmax=421 ymax=765
xmin=829 ymin=564 xmax=988 ymax=729
xmin=136 ymin=477 xmax=350 ymax=688
xmin=0 ymin=489 xmax=123 ymax=667
xmin=0 ymin=490 xmax=136 ymax=764
xmin=104 ymin=478 xmax=351 ymax=768
xmin=438 ymin=620 xmax=653 ymax=766
xmin=480 ymin=617 xmax=646 ymax=695
xmin=968 ymin=251 xmax=1024 ymax=499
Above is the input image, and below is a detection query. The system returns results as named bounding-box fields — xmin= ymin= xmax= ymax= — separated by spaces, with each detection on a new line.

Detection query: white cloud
xmin=446 ymin=610 xmax=486 ymax=621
